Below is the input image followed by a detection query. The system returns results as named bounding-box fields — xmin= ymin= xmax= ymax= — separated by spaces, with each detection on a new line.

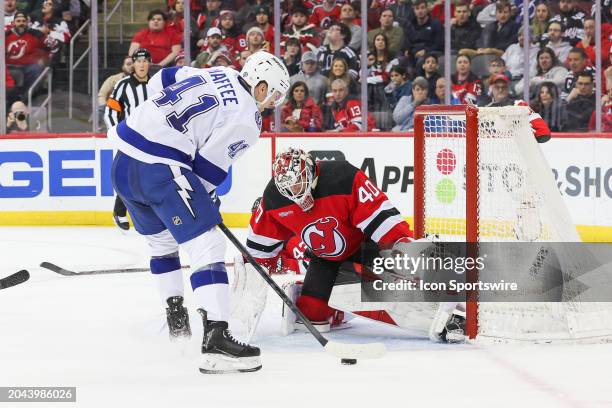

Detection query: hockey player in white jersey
xmin=108 ymin=51 xmax=290 ymax=374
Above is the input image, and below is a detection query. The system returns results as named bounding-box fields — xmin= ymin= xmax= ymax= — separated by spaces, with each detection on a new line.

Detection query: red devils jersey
xmin=6 ymin=29 xmax=48 ymax=65
xmin=247 ymin=161 xmax=412 ymax=263
xmin=333 ymin=100 xmax=376 ymax=132
xmin=309 ymin=4 xmax=341 ymax=29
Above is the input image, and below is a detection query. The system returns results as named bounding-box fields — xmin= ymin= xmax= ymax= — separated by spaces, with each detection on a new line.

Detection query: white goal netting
xmin=416 ymin=106 xmax=612 ymax=343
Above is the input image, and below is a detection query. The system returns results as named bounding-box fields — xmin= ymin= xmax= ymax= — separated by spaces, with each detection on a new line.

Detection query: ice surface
xmin=1 ymin=227 xmax=611 ymax=408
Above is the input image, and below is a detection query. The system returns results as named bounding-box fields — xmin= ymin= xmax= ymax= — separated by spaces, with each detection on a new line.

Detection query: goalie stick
xmin=0 ymin=270 xmax=30 ymax=290
xmin=218 ymin=222 xmax=386 ymax=360
xmin=39 ymin=262 xmax=234 ymax=276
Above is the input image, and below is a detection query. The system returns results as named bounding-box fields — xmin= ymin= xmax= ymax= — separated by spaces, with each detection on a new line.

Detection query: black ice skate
xmin=112 ymin=197 xmax=130 ymax=231
xmin=197 ymin=309 xmax=262 ymax=374
xmin=112 ymin=214 xmax=130 ymax=231
xmin=166 ymin=296 xmax=191 ymax=340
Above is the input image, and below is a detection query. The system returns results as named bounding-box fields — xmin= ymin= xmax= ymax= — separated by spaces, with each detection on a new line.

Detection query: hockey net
xmin=413 ymin=105 xmax=612 ymax=343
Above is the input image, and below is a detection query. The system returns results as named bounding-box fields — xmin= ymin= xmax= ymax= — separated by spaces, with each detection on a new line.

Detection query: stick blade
xmin=40 ymin=261 xmax=76 ymax=275
xmin=324 ymin=340 xmax=386 ymax=359
xmin=0 ymin=270 xmax=30 ymax=290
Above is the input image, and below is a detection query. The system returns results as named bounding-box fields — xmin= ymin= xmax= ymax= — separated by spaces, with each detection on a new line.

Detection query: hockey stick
xmin=0 ymin=270 xmax=30 ymax=290
xmin=218 ymin=222 xmax=386 ymax=360
xmin=39 ymin=262 xmax=234 ymax=276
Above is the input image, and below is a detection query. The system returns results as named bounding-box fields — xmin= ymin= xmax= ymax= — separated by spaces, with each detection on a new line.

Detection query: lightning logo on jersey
xmin=172 ymin=169 xmax=196 ymax=218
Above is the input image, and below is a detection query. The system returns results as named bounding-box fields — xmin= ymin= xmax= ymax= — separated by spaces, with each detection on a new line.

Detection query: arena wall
xmin=1 ymin=132 xmax=611 ymax=242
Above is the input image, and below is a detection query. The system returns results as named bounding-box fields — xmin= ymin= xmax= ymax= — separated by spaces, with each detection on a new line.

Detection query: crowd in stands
xmin=4 ymin=0 xmax=612 ymax=133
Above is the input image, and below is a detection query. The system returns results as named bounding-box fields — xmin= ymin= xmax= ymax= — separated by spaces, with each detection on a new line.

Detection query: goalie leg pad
xmin=296 ymin=294 xmax=335 ymax=322
xmin=230 ymin=254 xmax=268 ymax=340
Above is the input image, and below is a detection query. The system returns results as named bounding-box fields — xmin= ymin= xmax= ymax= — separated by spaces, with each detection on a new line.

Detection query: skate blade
xmin=199 ymin=355 xmax=262 ymax=374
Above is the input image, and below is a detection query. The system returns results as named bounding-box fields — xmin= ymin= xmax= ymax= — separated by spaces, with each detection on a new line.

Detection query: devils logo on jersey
xmin=7 ymin=39 xmax=28 ymax=60
xmin=301 ymin=216 xmax=346 ymax=257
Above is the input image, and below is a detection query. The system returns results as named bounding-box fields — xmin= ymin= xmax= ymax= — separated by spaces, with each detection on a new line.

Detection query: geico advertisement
xmin=1 ymin=136 xmax=611 ymax=229
xmin=0 ymin=136 xmax=273 ymax=214
xmin=0 ymin=138 xmax=115 ymax=210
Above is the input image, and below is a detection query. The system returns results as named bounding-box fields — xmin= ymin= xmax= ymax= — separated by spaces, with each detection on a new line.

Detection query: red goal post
xmin=413 ymin=105 xmax=480 ymax=339
xmin=413 ymin=104 xmax=612 ymax=343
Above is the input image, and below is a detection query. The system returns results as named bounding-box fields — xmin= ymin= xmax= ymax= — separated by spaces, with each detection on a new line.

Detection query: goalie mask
xmin=273 ymin=148 xmax=317 ymax=211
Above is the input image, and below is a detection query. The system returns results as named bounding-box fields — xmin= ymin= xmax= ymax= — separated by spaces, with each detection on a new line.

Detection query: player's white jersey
xmin=107 ymin=66 xmax=262 ymax=192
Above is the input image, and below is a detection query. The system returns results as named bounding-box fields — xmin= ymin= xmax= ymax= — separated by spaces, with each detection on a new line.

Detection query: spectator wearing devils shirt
xmin=451 ymin=54 xmax=483 ymax=105
xmin=309 ymin=0 xmax=341 ymax=30
xmin=129 ymin=10 xmax=181 ymax=67
xmin=326 ymin=79 xmax=376 ymax=132
xmin=6 ymin=12 xmax=50 ymax=94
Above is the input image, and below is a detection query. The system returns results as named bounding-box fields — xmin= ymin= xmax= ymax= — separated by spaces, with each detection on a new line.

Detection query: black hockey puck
xmin=341 ymin=358 xmax=357 ymax=365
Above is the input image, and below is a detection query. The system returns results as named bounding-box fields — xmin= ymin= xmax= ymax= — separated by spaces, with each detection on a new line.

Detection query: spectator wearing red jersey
xmin=129 ymin=10 xmax=181 ymax=67
xmin=167 ymin=0 xmax=198 ymax=48
xmin=309 ymin=0 xmax=341 ymax=30
xmin=281 ymin=81 xmax=323 ymax=132
xmin=327 ymin=79 xmax=375 ymax=132
xmin=6 ymin=12 xmax=50 ymax=94
xmin=218 ymin=10 xmax=244 ymax=56
xmin=451 ymin=53 xmax=483 ymax=105
xmin=282 ymin=5 xmax=320 ymax=53
xmin=195 ymin=0 xmax=222 ymax=47
xmin=577 ymin=17 xmax=610 ymax=67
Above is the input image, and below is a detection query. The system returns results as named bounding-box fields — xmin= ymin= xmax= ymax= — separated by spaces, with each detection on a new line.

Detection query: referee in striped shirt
xmin=105 ymin=48 xmax=152 ymax=230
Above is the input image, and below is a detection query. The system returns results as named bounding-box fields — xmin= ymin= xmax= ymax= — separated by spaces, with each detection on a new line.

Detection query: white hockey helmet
xmin=240 ymin=51 xmax=291 ymax=108
xmin=273 ymin=147 xmax=317 ymax=211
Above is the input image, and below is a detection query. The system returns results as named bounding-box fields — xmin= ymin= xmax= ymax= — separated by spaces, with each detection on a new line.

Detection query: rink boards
xmin=0 ymin=132 xmax=611 ymax=241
